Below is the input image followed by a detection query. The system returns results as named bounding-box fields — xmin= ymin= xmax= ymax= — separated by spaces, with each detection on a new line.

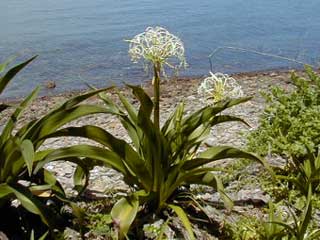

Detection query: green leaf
xmin=29 ymin=184 xmax=52 ymax=198
xmin=10 ymin=185 xmax=42 ymax=215
xmin=303 ymin=160 xmax=312 ymax=179
xmin=20 ymin=139 xmax=35 ymax=176
xmin=117 ymin=90 xmax=138 ymax=122
xmin=167 ymin=204 xmax=195 ymax=240
xmin=27 ymin=104 xmax=110 ymax=146
xmin=0 ymin=56 xmax=37 ymax=95
xmin=299 ymin=185 xmax=313 ymax=236
xmin=0 ymin=55 xmax=16 ymax=73
xmin=62 ymin=87 xmax=111 ymax=110
xmin=156 ymin=218 xmax=170 ymax=240
xmin=182 ymin=97 xmax=251 ymax=136
xmin=127 ymin=84 xmax=153 ymax=119
xmin=122 ymin=86 xmax=165 ymax=191
xmin=111 ymin=196 xmax=139 ymax=239
xmin=73 ymin=165 xmax=89 ymax=194
xmin=41 ymin=125 xmax=153 ymax=190
xmin=277 ymin=175 xmax=307 ymax=196
xmin=2 ymin=87 xmax=40 ymax=142
xmin=269 ymin=221 xmax=296 ymax=237
xmin=182 ymin=146 xmax=268 ymax=171
xmin=5 ymin=183 xmax=56 ymax=227
xmin=70 ymin=202 xmax=87 ymax=223
xmin=34 ymin=145 xmax=128 ymax=175
xmin=162 ymin=102 xmax=185 ymax=136
xmin=0 ymin=183 xmax=13 ymax=199
xmin=0 ymin=137 xmax=22 ymax=182
xmin=30 ymin=229 xmax=35 ymax=240
xmin=307 ymin=229 xmax=320 ymax=240
xmin=185 ymin=171 xmax=233 ymax=210
xmin=30 ymin=230 xmax=48 ymax=240
xmin=42 ymin=168 xmax=65 ymax=196
xmin=22 ymin=88 xmax=111 ymax=143
xmin=209 ymin=115 xmax=250 ymax=128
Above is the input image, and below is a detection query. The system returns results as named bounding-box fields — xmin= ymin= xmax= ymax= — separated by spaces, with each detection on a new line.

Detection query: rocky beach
xmin=0 ymin=69 xmax=303 ymax=239
xmin=0 ymin=69 xmax=295 ymax=196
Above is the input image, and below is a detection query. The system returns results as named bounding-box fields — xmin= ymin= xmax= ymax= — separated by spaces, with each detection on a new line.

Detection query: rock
xmin=236 ymin=189 xmax=270 ymax=205
xmin=269 ymin=72 xmax=278 ymax=77
xmin=44 ymin=80 xmax=56 ymax=89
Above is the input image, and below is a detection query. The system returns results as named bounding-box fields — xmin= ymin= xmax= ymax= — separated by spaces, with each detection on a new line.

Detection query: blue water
xmin=1 ymin=0 xmax=320 ymax=98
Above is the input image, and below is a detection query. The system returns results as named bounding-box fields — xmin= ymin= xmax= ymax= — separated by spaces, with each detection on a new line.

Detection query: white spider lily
xmin=198 ymin=72 xmax=243 ymax=104
xmin=127 ymin=26 xmax=187 ymax=72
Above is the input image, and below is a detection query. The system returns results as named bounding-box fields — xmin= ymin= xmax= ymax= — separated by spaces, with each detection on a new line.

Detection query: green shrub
xmin=246 ymin=67 xmax=320 ymax=240
xmin=247 ymin=66 xmax=320 ymax=170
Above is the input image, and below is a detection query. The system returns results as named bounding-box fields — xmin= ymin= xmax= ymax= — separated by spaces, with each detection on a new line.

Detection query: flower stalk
xmin=153 ymin=62 xmax=161 ymax=130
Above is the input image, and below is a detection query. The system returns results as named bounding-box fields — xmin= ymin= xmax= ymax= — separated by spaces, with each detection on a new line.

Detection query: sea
xmin=1 ymin=0 xmax=320 ymax=98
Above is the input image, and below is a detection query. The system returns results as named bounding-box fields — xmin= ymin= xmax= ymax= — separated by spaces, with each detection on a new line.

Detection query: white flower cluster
xmin=127 ymin=26 xmax=187 ymax=70
xmin=198 ymin=72 xmax=243 ymax=104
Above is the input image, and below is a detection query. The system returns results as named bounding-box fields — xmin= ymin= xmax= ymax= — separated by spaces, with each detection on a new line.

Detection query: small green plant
xmin=261 ymin=202 xmax=287 ymax=240
xmin=262 ymin=151 xmax=320 ymax=240
xmin=266 ymin=186 xmax=320 ymax=240
xmin=224 ymin=215 xmax=264 ymax=240
xmin=40 ymin=26 xmax=267 ymax=239
xmin=86 ymin=213 xmax=117 ymax=239
xmin=277 ymin=148 xmax=320 ymax=196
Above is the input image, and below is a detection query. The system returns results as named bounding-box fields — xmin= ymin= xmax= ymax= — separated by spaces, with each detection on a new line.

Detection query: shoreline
xmin=0 ymin=66 xmax=303 ymax=103
xmin=0 ymin=66 xmax=298 ymax=135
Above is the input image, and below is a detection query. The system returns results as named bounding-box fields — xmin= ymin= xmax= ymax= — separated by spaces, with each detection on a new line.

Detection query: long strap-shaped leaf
xmin=34 ymin=145 xmax=128 ymax=176
xmin=167 ymin=204 xmax=195 ymax=240
xmin=0 ymin=136 xmax=22 ymax=182
xmin=20 ymin=139 xmax=34 ymax=177
xmin=163 ymin=166 xmax=220 ymax=204
xmin=0 ymin=55 xmax=16 ymax=74
xmin=182 ymin=146 xmax=269 ymax=171
xmin=40 ymin=125 xmax=153 ymax=190
xmin=128 ymin=85 xmax=168 ymax=191
xmin=22 ymin=88 xmax=111 ymax=143
xmin=117 ymin=89 xmax=138 ymax=122
xmin=25 ymin=104 xmax=110 ymax=149
xmin=98 ymin=89 xmax=144 ymax=154
xmin=127 ymin=84 xmax=153 ymax=119
xmin=73 ymin=164 xmax=90 ymax=195
xmin=116 ymin=90 xmax=144 ymax=151
xmin=1 ymin=87 xmax=40 ymax=142
xmin=0 ymin=56 xmax=37 ymax=94
xmin=162 ymin=102 xmax=185 ymax=136
xmin=171 ymin=115 xmax=249 ymax=163
xmin=0 ymin=183 xmax=62 ymax=227
xmin=111 ymin=196 xmax=139 ymax=239
xmin=183 ymin=170 xmax=233 ymax=210
xmin=299 ymin=185 xmax=313 ymax=239
xmin=182 ymin=97 xmax=251 ymax=136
